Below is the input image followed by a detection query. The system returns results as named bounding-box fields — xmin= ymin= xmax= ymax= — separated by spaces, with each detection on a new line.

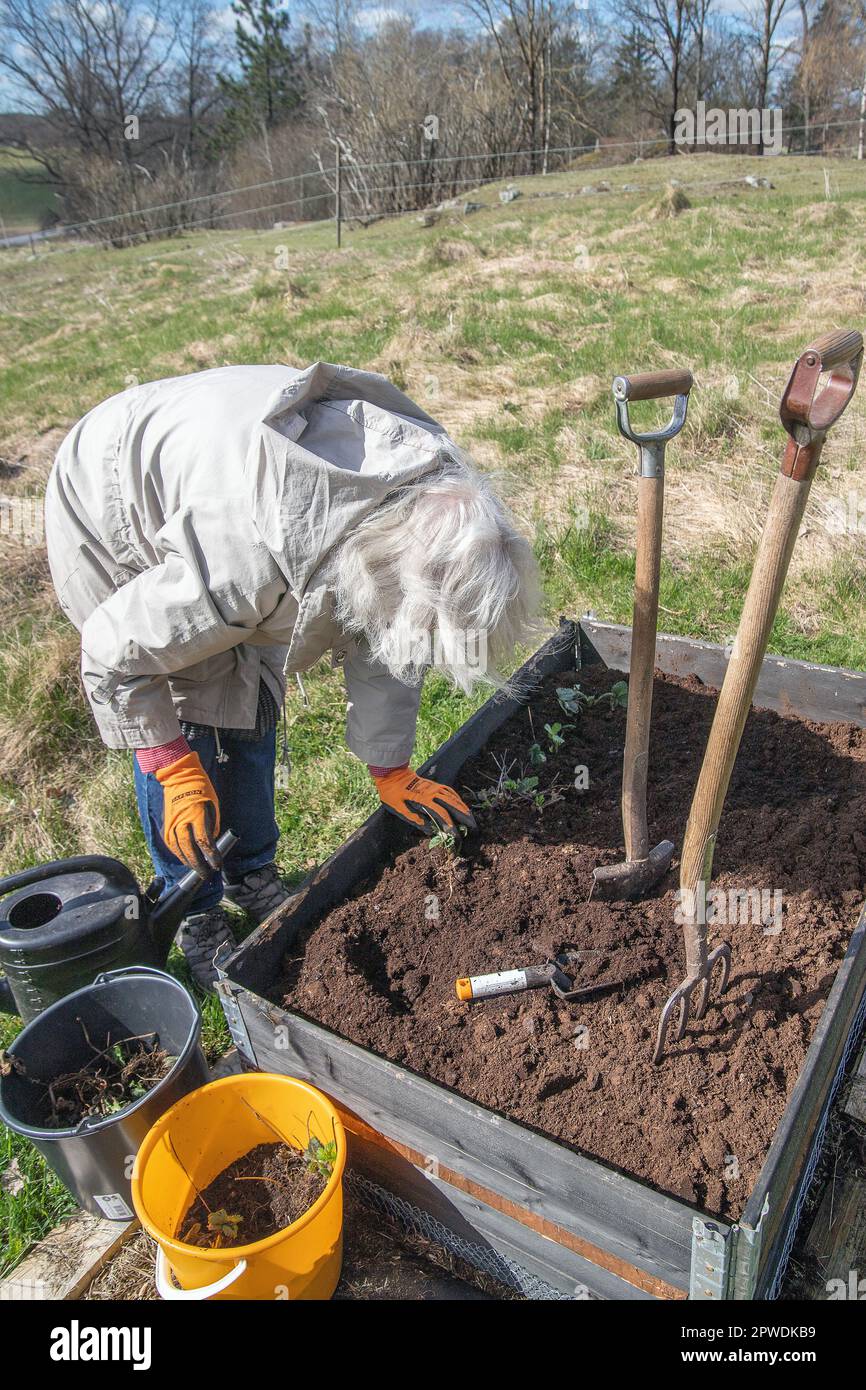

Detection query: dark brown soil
xmin=277 ymin=665 xmax=866 ymax=1219
xmin=181 ymin=1143 xmax=326 ymax=1247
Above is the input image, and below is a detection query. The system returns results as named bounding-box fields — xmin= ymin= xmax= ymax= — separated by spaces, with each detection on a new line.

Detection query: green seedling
xmin=528 ymin=741 xmax=547 ymax=767
xmin=208 ymin=1208 xmax=243 ymax=1239
xmin=543 ymin=720 xmax=572 ymax=752
xmin=475 ymin=774 xmax=539 ymax=810
xmin=428 ymin=823 xmax=468 ymax=854
xmin=557 ymin=681 xmax=628 ymax=719
xmin=556 ymin=685 xmax=587 ymax=717
xmin=304 ymin=1135 xmax=338 ymax=1180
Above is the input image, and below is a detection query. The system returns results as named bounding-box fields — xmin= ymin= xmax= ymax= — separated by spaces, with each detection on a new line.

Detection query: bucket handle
xmin=155 ymin=1246 xmax=248 ymax=1301
xmin=92 ymin=965 xmax=177 ymax=986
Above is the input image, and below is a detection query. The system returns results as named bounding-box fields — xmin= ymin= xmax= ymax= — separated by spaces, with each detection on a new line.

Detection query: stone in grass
xmin=499 ymin=185 xmax=521 ymax=203
xmin=744 ymin=174 xmax=774 ymax=189
xmin=416 ymin=210 xmax=439 ymax=227
xmin=463 ymin=200 xmax=483 ymax=214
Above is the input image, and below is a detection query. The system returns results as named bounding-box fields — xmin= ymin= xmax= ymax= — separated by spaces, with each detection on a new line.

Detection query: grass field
xmin=0 ymin=149 xmax=57 ymax=235
xmin=1 ymin=152 xmax=865 ymax=1271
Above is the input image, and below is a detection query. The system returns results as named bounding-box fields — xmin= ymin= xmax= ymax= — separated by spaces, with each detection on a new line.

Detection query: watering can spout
xmin=0 ymin=975 xmax=16 ymax=1014
xmin=149 ymin=830 xmax=239 ymax=952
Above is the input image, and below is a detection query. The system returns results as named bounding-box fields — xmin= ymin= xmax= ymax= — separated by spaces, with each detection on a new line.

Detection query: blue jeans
xmin=133 ymin=729 xmax=279 ymax=914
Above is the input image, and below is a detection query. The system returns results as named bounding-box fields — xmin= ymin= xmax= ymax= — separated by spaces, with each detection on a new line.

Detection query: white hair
xmin=330 ymin=450 xmax=541 ymax=693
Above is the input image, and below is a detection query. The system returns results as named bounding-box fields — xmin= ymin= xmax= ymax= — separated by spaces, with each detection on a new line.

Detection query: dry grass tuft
xmin=429 ymin=237 xmax=479 ymax=266
xmin=0 ymin=618 xmax=88 ymax=780
xmin=794 ymin=201 xmax=851 ymax=228
xmin=82 ymin=1230 xmax=158 ymax=1301
xmin=651 ymin=184 xmax=692 ymax=219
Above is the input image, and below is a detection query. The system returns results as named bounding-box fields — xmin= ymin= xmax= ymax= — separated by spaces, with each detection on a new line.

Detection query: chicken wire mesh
xmin=345 ymin=1169 xmax=580 ymax=1300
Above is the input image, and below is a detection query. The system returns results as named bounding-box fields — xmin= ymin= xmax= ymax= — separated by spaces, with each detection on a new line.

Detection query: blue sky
xmin=1 ymin=1 xmax=805 ymax=112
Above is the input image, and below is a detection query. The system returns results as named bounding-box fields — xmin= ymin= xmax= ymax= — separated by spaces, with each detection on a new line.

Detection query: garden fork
xmin=654 ymin=328 xmax=864 ymax=1064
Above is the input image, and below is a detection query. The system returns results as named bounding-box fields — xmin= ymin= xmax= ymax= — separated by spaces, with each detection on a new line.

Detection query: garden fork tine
xmin=654 ymin=328 xmax=864 ymax=1064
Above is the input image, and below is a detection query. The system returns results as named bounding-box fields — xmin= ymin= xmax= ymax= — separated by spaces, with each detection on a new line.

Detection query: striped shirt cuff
xmin=136 ymin=736 xmax=190 ymax=773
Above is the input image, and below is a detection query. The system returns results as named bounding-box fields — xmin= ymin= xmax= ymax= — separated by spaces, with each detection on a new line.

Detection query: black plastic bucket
xmin=0 ymin=966 xmax=209 ymax=1219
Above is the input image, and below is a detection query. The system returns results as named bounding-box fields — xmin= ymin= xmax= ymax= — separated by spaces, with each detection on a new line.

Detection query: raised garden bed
xmin=219 ymin=620 xmax=866 ymax=1300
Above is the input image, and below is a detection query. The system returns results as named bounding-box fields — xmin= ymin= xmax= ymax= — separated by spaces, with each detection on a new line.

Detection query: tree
xmin=689 ymin=0 xmax=714 ymax=103
xmin=170 ymin=0 xmax=231 ymax=159
xmin=738 ymin=0 xmax=790 ymax=148
xmin=0 ymin=0 xmax=178 ymax=175
xmin=218 ymin=0 xmax=306 ymax=143
xmin=457 ymin=0 xmax=561 ymax=171
xmin=620 ymin=0 xmax=694 ymax=153
xmin=0 ymin=0 xmax=235 ymax=241
xmin=607 ymin=23 xmax=663 ymax=148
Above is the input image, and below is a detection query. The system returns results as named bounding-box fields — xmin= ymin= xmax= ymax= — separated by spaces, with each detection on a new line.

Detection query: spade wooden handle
xmin=613 ymin=368 xmax=694 ymax=402
xmin=622 ymin=472 xmax=664 ymax=862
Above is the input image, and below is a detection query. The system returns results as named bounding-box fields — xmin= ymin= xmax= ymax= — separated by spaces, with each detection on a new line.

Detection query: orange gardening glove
xmin=372 ymin=767 xmax=477 ymax=835
xmin=155 ymin=751 xmax=221 ymax=874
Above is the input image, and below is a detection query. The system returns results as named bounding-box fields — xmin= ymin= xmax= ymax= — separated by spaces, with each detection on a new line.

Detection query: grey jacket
xmin=44 ymin=362 xmax=455 ymax=765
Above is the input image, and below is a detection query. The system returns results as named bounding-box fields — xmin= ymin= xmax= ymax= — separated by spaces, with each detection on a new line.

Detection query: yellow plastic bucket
xmin=131 ymin=1072 xmax=346 ymax=1301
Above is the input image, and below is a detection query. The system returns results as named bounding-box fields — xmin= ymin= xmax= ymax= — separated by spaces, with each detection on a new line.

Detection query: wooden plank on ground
xmin=209 ymin=1046 xmax=244 ymax=1080
xmin=0 ymin=1210 xmax=138 ymax=1301
xmin=801 ymin=1168 xmax=866 ymax=1298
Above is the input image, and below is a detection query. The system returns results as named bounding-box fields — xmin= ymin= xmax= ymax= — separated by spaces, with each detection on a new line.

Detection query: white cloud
xmin=355 ymin=5 xmax=404 ymax=31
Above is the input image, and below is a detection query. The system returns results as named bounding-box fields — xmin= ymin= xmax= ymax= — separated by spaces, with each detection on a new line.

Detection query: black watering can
xmin=0 ymin=830 xmax=237 ymax=1023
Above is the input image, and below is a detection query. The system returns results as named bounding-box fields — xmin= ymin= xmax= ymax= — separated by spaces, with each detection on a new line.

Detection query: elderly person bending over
xmin=45 ymin=363 xmax=539 ymax=986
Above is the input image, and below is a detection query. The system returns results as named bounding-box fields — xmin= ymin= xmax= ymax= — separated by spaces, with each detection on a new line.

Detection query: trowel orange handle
xmin=456 ymin=967 xmax=549 ymax=1001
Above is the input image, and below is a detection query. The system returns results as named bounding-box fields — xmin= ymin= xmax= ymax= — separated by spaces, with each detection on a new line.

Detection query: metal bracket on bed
xmin=690 ymin=1196 xmax=768 ymax=1301
xmin=690 ymin=1220 xmax=733 ymax=1300
xmin=730 ymin=1199 xmax=769 ymax=1301
xmin=214 ymin=943 xmax=256 ymax=1068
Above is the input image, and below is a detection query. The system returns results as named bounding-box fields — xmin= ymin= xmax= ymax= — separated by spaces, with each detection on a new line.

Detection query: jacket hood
xmin=245 ymin=361 xmax=456 ymax=596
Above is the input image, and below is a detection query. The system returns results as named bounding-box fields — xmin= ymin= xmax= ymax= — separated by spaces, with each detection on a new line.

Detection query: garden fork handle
xmin=680 ymin=329 xmax=864 ymax=939
xmin=678 ymin=473 xmax=811 ymax=952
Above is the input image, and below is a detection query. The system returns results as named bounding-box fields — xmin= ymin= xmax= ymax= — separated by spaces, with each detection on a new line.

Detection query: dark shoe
xmin=178 ymin=906 xmax=237 ymax=990
xmin=223 ymin=862 xmax=291 ymax=925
